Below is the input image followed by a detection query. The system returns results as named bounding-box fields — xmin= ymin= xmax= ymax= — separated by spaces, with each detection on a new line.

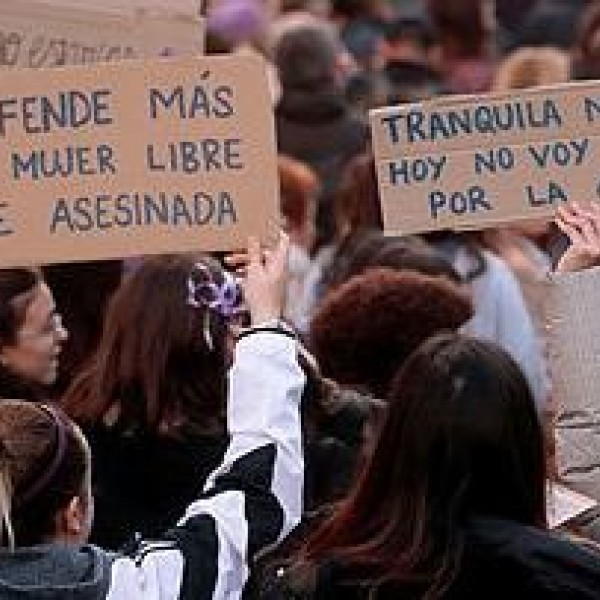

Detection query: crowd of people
xmin=1 ymin=0 xmax=600 ymax=598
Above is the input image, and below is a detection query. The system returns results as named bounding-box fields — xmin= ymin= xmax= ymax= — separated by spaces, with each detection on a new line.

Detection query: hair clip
xmin=187 ymin=263 xmax=243 ymax=319
xmin=187 ymin=263 xmax=245 ymax=350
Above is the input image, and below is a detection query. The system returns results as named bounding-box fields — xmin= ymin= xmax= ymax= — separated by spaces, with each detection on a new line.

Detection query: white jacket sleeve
xmin=105 ymin=330 xmax=305 ymax=600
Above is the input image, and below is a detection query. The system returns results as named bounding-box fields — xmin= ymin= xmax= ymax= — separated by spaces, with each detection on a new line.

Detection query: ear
xmin=54 ymin=496 xmax=87 ymax=543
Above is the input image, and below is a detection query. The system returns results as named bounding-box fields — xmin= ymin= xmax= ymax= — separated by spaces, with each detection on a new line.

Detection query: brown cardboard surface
xmin=546 ymin=267 xmax=600 ymax=500
xmin=0 ymin=54 xmax=279 ymax=267
xmin=30 ymin=0 xmax=201 ymax=15
xmin=370 ymin=81 xmax=600 ymax=235
xmin=0 ymin=1 xmax=204 ymax=69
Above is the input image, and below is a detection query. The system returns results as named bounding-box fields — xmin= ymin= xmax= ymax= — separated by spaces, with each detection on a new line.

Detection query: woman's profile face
xmin=0 ymin=282 xmax=68 ymax=386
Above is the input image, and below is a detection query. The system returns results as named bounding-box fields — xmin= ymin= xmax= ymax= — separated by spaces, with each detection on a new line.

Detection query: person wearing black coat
xmin=274 ymin=24 xmax=367 ymax=248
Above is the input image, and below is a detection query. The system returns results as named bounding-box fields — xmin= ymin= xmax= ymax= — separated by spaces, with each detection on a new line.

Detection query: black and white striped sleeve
xmin=105 ymin=330 xmax=305 ymax=600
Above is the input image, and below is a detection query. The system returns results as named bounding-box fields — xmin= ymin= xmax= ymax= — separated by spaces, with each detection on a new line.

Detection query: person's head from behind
xmin=383 ymin=334 xmax=546 ymax=526
xmin=63 ymin=255 xmax=245 ymax=434
xmin=323 ymin=231 xmax=462 ymax=293
xmin=310 ymin=268 xmax=472 ymax=398
xmin=304 ymin=334 xmax=546 ymax=593
xmin=0 ymin=400 xmax=92 ymax=549
xmin=0 ymin=269 xmax=68 ymax=388
xmin=379 ymin=16 xmax=437 ymax=65
xmin=274 ymin=24 xmax=342 ymax=92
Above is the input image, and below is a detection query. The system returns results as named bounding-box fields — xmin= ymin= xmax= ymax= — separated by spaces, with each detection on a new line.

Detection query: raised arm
xmin=106 ymin=234 xmax=305 ymax=600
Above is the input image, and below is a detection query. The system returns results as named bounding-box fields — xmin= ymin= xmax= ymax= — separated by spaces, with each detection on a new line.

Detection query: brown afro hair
xmin=310 ymin=268 xmax=473 ymax=398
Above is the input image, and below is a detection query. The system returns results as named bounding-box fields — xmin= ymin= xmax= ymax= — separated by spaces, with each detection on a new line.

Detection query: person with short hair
xmin=274 ymin=24 xmax=367 ymax=249
xmin=373 ymin=15 xmax=442 ymax=107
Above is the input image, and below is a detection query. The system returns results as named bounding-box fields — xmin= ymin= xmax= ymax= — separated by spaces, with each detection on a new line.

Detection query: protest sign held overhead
xmin=371 ymin=80 xmax=600 ymax=235
xmin=0 ymin=53 xmax=279 ymax=267
xmin=0 ymin=0 xmax=204 ymax=69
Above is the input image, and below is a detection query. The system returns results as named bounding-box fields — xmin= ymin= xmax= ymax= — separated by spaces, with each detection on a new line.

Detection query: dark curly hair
xmin=310 ymin=268 xmax=473 ymax=398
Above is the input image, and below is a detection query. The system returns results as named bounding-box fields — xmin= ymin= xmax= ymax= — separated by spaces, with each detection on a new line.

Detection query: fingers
xmin=556 ymin=202 xmax=600 ymax=244
xmin=240 ymin=230 xmax=288 ymax=325
xmin=227 ymin=232 xmax=288 ymax=280
xmin=574 ymin=202 xmax=600 ymax=241
xmin=556 ymin=205 xmax=587 ymax=246
xmin=555 ymin=216 xmax=583 ymax=244
xmin=224 ymin=251 xmax=249 ymax=270
xmin=247 ymin=236 xmax=262 ymax=271
xmin=555 ymin=201 xmax=600 ymax=272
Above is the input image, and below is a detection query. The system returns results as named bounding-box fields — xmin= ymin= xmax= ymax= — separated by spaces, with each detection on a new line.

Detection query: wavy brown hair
xmin=62 ymin=255 xmax=229 ymax=436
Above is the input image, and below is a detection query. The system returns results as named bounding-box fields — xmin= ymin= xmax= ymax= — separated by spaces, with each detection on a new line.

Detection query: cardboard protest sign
xmin=32 ymin=0 xmax=201 ymax=15
xmin=0 ymin=54 xmax=279 ymax=266
xmin=546 ymin=267 xmax=600 ymax=502
xmin=371 ymin=81 xmax=600 ymax=235
xmin=0 ymin=1 xmax=204 ymax=69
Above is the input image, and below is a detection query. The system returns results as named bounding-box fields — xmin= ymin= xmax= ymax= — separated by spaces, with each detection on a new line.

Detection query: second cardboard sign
xmin=370 ymin=81 xmax=600 ymax=235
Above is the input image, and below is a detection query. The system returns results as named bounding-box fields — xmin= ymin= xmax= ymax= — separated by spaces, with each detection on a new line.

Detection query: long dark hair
xmin=301 ymin=334 xmax=546 ymax=597
xmin=62 ymin=255 xmax=230 ymax=437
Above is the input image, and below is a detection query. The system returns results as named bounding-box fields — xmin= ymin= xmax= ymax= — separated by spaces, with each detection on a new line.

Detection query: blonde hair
xmin=494 ymin=46 xmax=570 ymax=91
xmin=0 ymin=401 xmax=90 ymax=549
